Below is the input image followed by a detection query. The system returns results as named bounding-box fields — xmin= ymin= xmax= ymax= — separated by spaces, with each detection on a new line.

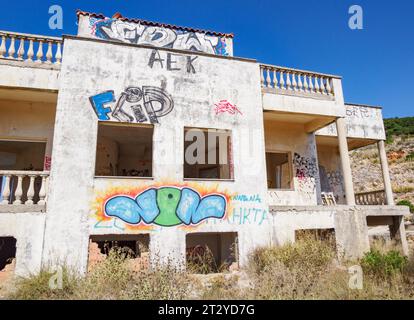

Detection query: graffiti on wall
xmin=148 ymin=49 xmax=198 ymax=74
xmin=93 ymin=184 xmax=229 ymax=228
xmin=293 ymin=153 xmax=318 ymax=192
xmin=90 ymin=18 xmax=230 ymax=56
xmin=89 ymin=86 xmax=174 ymax=124
xmin=346 ymin=105 xmax=373 ymax=119
xmin=44 ymin=156 xmax=52 ymax=171
xmin=214 ymin=100 xmax=242 ymax=116
xmin=92 ymin=183 xmax=270 ymax=231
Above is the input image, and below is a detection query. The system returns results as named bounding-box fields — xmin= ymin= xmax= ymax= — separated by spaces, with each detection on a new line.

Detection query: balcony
xmin=316 ymin=103 xmax=386 ymax=149
xmin=0 ymin=30 xmax=62 ymax=91
xmin=260 ymin=64 xmax=345 ymax=133
xmin=0 ymin=171 xmax=49 ymax=213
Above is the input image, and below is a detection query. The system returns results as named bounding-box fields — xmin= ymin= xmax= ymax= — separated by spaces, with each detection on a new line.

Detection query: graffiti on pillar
xmin=90 ymin=17 xmax=230 ymax=56
xmin=293 ymin=153 xmax=318 ymax=192
xmin=89 ymin=86 xmax=174 ymax=124
xmin=214 ymin=100 xmax=242 ymax=116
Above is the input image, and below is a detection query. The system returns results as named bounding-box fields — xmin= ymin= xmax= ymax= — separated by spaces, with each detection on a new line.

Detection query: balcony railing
xmin=0 ymin=30 xmax=62 ymax=65
xmin=0 ymin=171 xmax=49 ymax=206
xmin=355 ymin=190 xmax=386 ymax=206
xmin=260 ymin=64 xmax=336 ymax=98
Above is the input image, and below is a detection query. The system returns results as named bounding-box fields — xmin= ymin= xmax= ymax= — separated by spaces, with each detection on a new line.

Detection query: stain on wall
xmin=90 ymin=17 xmax=231 ymax=56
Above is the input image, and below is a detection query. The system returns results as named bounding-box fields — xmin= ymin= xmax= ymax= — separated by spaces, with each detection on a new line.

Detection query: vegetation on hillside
xmin=384 ymin=117 xmax=414 ymax=142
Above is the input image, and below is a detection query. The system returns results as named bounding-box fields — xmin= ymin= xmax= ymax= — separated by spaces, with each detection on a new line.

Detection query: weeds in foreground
xmin=5 ymin=237 xmax=414 ymax=300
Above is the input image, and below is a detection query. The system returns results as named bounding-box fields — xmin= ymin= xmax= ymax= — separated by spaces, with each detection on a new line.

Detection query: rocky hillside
xmin=350 ymin=117 xmax=414 ymax=205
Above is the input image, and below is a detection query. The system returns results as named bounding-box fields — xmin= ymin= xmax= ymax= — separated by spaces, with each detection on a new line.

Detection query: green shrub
xmin=361 ymin=250 xmax=408 ymax=278
xmin=406 ymin=152 xmax=414 ymax=162
xmin=397 ymin=200 xmax=414 ymax=213
xmin=8 ymin=267 xmax=79 ymax=300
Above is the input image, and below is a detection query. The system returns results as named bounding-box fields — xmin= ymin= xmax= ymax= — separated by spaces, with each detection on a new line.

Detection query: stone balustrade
xmin=355 ymin=190 xmax=386 ymax=206
xmin=0 ymin=30 xmax=62 ymax=64
xmin=260 ymin=64 xmax=336 ymax=97
xmin=0 ymin=171 xmax=49 ymax=206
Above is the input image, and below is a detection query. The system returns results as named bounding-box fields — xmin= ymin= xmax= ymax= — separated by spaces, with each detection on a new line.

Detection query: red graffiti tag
xmin=214 ymin=100 xmax=242 ymax=115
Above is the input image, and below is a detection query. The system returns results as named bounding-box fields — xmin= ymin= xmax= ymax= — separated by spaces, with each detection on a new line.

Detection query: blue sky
xmin=1 ymin=0 xmax=413 ymax=118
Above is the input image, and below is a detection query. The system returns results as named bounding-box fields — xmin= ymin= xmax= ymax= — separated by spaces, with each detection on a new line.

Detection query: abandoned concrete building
xmin=0 ymin=10 xmax=409 ymax=278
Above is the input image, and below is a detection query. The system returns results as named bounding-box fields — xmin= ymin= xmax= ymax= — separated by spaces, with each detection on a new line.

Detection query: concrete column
xmin=377 ymin=140 xmax=395 ymax=205
xmin=389 ymin=216 xmax=408 ymax=256
xmin=336 ymin=117 xmax=355 ymax=205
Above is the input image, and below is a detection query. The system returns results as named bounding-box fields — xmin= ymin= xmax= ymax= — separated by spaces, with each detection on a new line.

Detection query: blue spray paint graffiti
xmin=104 ymin=187 xmax=227 ymax=227
xmin=89 ymin=86 xmax=174 ymax=124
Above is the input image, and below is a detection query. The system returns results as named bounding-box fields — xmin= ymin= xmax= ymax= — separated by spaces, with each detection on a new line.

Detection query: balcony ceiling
xmin=0 ymin=87 xmax=57 ymax=103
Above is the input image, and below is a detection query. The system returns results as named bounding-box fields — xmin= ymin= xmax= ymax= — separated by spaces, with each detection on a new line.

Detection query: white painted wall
xmin=43 ymin=37 xmax=270 ymax=272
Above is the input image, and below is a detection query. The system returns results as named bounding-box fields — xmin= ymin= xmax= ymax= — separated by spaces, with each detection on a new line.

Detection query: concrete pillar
xmin=389 ymin=216 xmax=408 ymax=256
xmin=336 ymin=118 xmax=355 ymax=205
xmin=377 ymin=140 xmax=394 ymax=205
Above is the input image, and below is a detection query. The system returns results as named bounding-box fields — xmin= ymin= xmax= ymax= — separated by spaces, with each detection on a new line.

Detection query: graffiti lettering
xmin=91 ymin=18 xmax=230 ymax=56
xmin=214 ymin=100 xmax=242 ymax=116
xmin=104 ymin=187 xmax=227 ymax=227
xmin=231 ymin=194 xmax=262 ymax=203
xmin=89 ymin=86 xmax=174 ymax=124
xmin=148 ymin=49 xmax=198 ymax=74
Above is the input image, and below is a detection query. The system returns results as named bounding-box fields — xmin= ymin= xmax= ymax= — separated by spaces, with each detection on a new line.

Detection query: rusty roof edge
xmin=76 ymin=9 xmax=234 ymax=38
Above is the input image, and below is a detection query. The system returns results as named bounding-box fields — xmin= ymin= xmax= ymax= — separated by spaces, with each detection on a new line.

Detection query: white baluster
xmin=38 ymin=174 xmax=48 ymax=205
xmin=0 ymin=35 xmax=6 ymax=58
xmin=309 ymin=75 xmax=314 ymax=93
xmin=17 ymin=37 xmax=25 ymax=60
xmin=314 ymin=75 xmax=320 ymax=93
xmin=273 ymin=69 xmax=278 ymax=89
xmin=46 ymin=41 xmax=53 ymax=63
xmin=326 ymin=78 xmax=333 ymax=95
xmin=7 ymin=36 xmax=16 ymax=59
xmin=286 ymin=71 xmax=292 ymax=91
xmin=26 ymin=175 xmax=36 ymax=205
xmin=27 ymin=38 xmax=34 ymax=62
xmin=36 ymin=39 xmax=44 ymax=63
xmin=260 ymin=66 xmax=265 ymax=87
xmin=321 ymin=77 xmax=326 ymax=94
xmin=1 ymin=175 xmax=11 ymax=205
xmin=297 ymin=73 xmax=303 ymax=92
xmin=279 ymin=71 xmax=285 ymax=89
xmin=292 ymin=72 xmax=297 ymax=91
xmin=13 ymin=175 xmax=23 ymax=205
xmin=55 ymin=42 xmax=62 ymax=64
xmin=266 ymin=67 xmax=271 ymax=88
xmin=303 ymin=74 xmax=309 ymax=93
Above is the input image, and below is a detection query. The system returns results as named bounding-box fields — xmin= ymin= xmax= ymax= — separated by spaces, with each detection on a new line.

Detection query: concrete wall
xmin=0 ymin=60 xmax=60 ymax=91
xmin=264 ymin=121 xmax=321 ymax=206
xmin=317 ymin=144 xmax=346 ymax=204
xmin=0 ymin=212 xmax=45 ymax=277
xmin=42 ymin=36 xmax=270 ymax=272
xmin=316 ymin=104 xmax=386 ymax=140
xmin=0 ymin=99 xmax=56 ymax=170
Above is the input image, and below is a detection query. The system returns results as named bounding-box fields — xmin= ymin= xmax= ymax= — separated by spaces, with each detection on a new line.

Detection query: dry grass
xmin=4 ymin=237 xmax=414 ymax=300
